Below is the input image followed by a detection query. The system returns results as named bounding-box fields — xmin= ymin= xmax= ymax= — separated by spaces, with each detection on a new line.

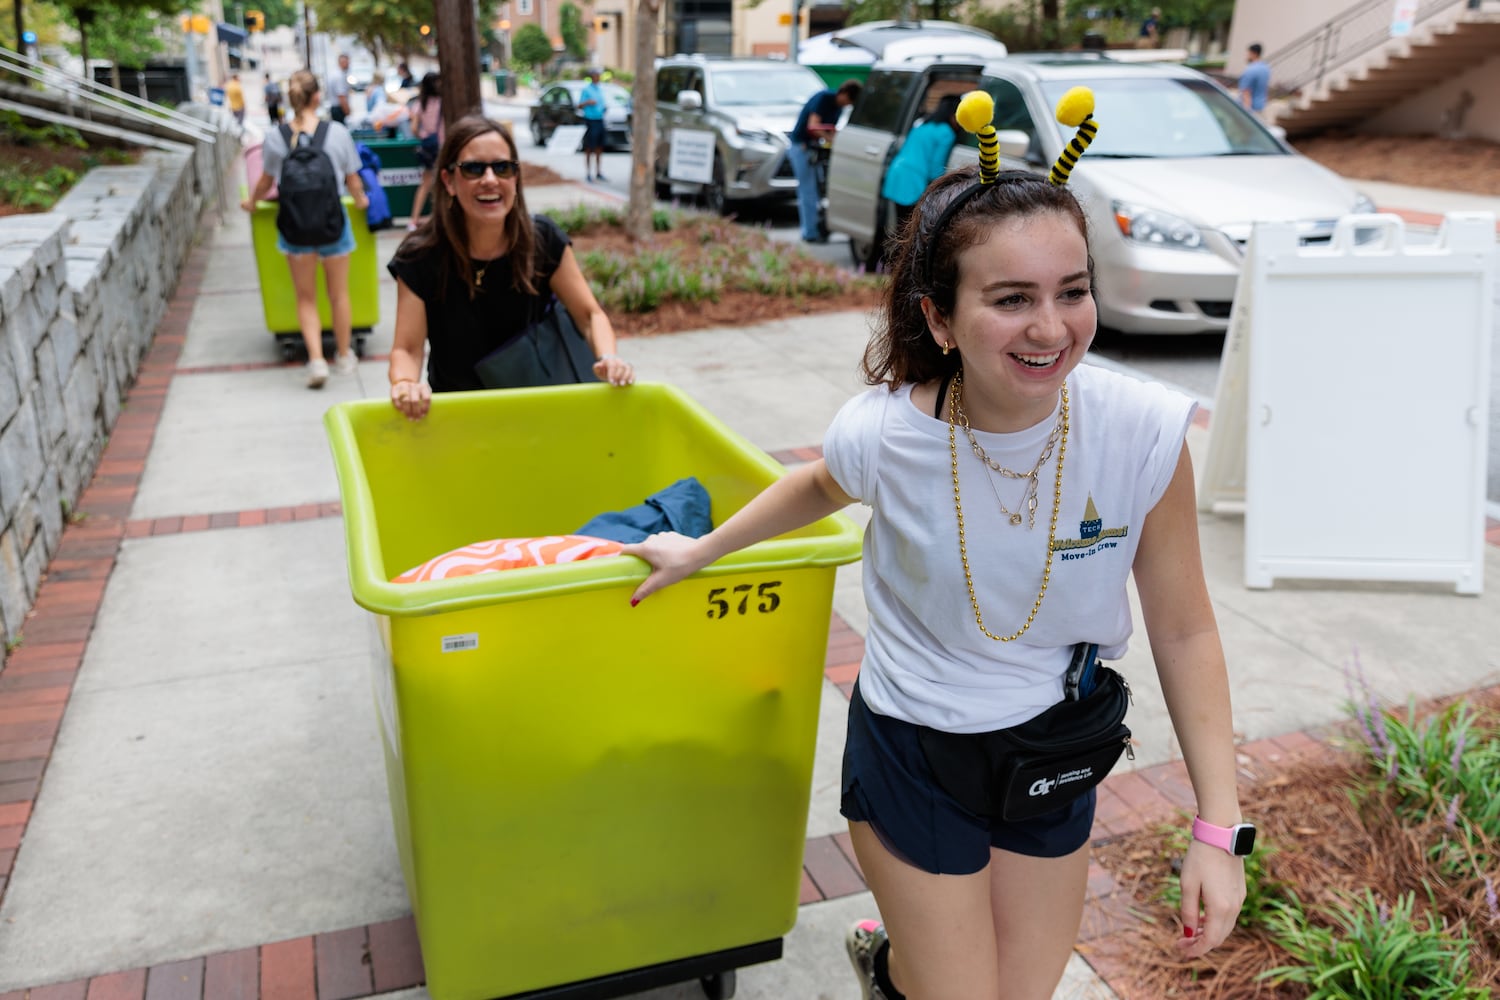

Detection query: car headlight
xmin=734 ymin=125 xmax=777 ymax=145
xmin=1112 ymin=201 xmax=1206 ymax=252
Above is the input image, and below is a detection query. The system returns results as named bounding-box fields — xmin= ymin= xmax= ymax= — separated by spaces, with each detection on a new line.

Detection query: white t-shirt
xmin=262 ymin=121 xmax=361 ymax=196
xmin=823 ymin=363 xmax=1195 ymax=733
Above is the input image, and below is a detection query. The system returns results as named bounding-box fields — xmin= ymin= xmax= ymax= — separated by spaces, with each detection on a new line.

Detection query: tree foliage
xmin=558 ymin=2 xmax=587 ymax=62
xmin=255 ymin=0 xmax=299 ymax=31
xmin=308 ymin=0 xmax=427 ymax=64
xmin=511 ymin=22 xmax=553 ymax=71
xmin=59 ymin=0 xmax=171 ymax=68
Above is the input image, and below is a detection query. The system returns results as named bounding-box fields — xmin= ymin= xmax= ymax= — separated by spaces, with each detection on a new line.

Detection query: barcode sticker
xmin=441 ymin=633 xmax=479 ymax=653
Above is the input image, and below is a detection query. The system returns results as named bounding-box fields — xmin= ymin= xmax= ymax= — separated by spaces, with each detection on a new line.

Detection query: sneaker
xmin=845 ymin=919 xmax=889 ymax=1000
xmin=306 ymin=358 xmax=329 ymax=389
xmin=332 ymin=351 xmax=358 ymax=375
xmin=596 ymin=172 xmax=606 ymax=182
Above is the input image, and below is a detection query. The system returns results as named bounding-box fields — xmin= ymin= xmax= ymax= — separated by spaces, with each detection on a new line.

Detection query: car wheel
xmin=704 ymin=154 xmax=727 ymax=216
xmin=530 ymin=118 xmax=544 ymax=145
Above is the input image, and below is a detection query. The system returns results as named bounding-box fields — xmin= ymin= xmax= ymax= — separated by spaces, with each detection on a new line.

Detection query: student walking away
xmin=1137 ymin=7 xmax=1161 ymax=48
xmin=880 ymin=94 xmax=962 ymax=255
xmin=241 ymin=70 xmax=368 ymax=389
xmin=622 ymin=88 xmax=1250 ymax=1000
xmin=397 ymin=62 xmax=416 ymax=90
xmin=408 ymin=73 xmax=443 ymax=230
xmin=386 ymin=115 xmax=634 ymax=420
xmin=579 ymin=69 xmax=608 ymax=182
xmin=264 ymin=72 xmax=282 ymax=124
xmin=789 ymin=79 xmax=861 ymax=243
xmin=1239 ymin=43 xmax=1272 ymax=120
xmin=225 ymin=73 xmax=245 ymax=125
xmin=328 ymin=52 xmax=353 ymax=123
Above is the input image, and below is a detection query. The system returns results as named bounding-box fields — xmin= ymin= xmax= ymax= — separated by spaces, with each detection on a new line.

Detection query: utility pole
xmin=789 ymin=0 xmax=800 ymax=63
xmin=433 ymin=0 xmax=482 ymax=124
xmin=302 ymin=1 xmax=312 ymax=69
xmin=13 ymin=1 xmax=23 ymax=57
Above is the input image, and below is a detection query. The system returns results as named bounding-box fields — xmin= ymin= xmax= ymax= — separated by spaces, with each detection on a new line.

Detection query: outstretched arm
xmin=622 ymin=459 xmax=855 ymax=604
xmin=1132 ymin=442 xmax=1246 ymax=958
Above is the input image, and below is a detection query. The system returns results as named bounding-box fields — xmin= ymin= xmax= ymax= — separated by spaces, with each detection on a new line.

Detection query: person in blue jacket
xmin=882 ymin=95 xmax=964 ymax=249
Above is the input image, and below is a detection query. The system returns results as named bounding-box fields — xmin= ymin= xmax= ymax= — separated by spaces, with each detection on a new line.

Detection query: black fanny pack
xmin=916 ymin=645 xmax=1134 ymax=822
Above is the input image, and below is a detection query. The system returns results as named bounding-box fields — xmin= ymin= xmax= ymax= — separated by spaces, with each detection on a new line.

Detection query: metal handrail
xmin=0 ymin=45 xmax=217 ymax=141
xmin=1271 ymin=0 xmax=1469 ymax=94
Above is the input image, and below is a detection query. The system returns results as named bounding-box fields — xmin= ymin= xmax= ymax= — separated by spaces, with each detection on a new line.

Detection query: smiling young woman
xmin=621 ymin=91 xmax=1249 ymax=1000
xmin=384 ymin=115 xmax=634 ymax=420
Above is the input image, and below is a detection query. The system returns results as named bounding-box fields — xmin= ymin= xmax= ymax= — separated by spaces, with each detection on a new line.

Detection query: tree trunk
xmin=625 ymin=0 xmax=660 ymax=243
xmin=13 ymin=0 xmax=23 ymax=54
xmin=433 ymin=0 xmax=482 ymax=126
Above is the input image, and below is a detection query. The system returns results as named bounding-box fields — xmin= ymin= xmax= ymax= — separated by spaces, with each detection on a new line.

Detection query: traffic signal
xmin=593 ymin=15 xmax=609 ymax=31
xmin=245 ymin=9 xmax=264 ymax=32
xmin=419 ymin=24 xmax=431 ymax=36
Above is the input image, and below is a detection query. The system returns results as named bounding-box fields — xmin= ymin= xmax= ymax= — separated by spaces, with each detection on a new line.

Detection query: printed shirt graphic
xmin=822 ymin=364 xmax=1195 ymax=732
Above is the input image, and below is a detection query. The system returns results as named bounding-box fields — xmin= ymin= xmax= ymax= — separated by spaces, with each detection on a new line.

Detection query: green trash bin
xmin=250 ymin=196 xmax=380 ymax=359
xmin=362 ymin=136 xmax=424 ymax=220
xmin=324 ymin=383 xmax=863 ymax=1000
xmin=493 ymin=70 xmax=510 ymax=96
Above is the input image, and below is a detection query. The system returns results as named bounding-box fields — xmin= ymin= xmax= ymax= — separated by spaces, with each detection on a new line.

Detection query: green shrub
xmin=1260 ymin=888 xmax=1490 ymax=999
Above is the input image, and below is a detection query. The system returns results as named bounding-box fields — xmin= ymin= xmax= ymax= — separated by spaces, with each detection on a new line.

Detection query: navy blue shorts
xmin=582 ymin=118 xmax=607 ymax=151
xmin=840 ymin=680 xmax=1095 ymax=875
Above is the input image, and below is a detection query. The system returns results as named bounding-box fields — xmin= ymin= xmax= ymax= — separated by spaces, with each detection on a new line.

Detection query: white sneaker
xmin=846 ymin=920 xmax=890 ymax=1000
xmin=306 ymin=358 xmax=329 ymax=388
xmin=332 ymin=351 xmax=358 ymax=375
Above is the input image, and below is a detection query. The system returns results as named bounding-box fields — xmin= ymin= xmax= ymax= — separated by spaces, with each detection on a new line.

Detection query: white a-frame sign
xmin=1200 ymin=213 xmax=1494 ymax=594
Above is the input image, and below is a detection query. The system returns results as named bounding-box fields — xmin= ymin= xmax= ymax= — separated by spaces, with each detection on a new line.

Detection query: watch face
xmin=1231 ymin=824 xmax=1257 ymax=856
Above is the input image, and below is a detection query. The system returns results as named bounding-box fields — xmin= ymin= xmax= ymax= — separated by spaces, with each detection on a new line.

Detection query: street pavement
xmin=0 ymin=115 xmax=1498 ymax=1000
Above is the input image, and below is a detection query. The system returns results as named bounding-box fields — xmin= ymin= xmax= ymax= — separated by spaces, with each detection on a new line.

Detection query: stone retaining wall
xmin=0 ymin=120 xmax=237 ymax=650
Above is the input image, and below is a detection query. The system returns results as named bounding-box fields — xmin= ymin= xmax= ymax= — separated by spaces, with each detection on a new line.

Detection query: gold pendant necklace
xmin=951 ymin=382 xmax=1063 ymax=529
xmin=474 ymin=261 xmax=489 ymax=288
xmin=947 ymin=370 xmax=1068 ymax=642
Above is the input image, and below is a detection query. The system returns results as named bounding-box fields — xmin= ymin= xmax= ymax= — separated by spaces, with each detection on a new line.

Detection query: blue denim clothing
xmin=785 ymin=143 xmax=822 ymax=241
xmin=574 ymin=477 xmax=712 ymax=543
xmin=276 ymin=206 xmax=355 ymax=257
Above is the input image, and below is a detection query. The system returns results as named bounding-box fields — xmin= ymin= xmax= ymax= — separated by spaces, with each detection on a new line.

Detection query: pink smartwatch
xmin=1192 ymin=816 xmax=1256 ymax=856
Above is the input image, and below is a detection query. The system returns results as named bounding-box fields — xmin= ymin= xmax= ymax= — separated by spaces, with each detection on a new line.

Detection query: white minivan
xmin=827 ymin=53 xmax=1376 ymax=334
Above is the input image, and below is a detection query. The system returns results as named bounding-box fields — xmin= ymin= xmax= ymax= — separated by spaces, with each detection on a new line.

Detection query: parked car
xmin=653 ymin=55 xmax=827 ymax=215
xmin=827 ymin=54 xmax=1377 ymax=334
xmin=529 ymin=80 xmax=633 ymax=150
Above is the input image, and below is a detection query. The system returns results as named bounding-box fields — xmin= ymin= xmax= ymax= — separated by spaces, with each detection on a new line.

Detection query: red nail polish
xmin=630 ymin=598 xmax=639 ymax=607
xmin=1182 ymin=926 xmax=1194 ymax=939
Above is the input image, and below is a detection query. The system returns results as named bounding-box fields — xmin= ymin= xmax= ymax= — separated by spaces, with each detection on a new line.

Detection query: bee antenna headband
xmin=921 ymin=87 xmax=1099 ymax=289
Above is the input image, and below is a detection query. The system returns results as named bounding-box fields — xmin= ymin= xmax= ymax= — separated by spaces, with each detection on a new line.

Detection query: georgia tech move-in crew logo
xmin=1050 ymin=494 xmax=1129 ymax=561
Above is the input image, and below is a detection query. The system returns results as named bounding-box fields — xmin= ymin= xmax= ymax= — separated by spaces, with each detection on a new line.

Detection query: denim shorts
xmin=840 ymin=679 xmax=1096 ymax=875
xmin=277 ymin=207 xmax=355 ymax=258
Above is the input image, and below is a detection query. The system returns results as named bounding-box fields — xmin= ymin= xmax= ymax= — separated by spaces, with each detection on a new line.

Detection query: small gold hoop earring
xmin=942 ymin=342 xmax=952 ymax=356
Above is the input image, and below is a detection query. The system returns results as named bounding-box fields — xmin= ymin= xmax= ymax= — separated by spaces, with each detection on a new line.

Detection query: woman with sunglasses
xmin=387 ymin=115 xmax=634 ymax=419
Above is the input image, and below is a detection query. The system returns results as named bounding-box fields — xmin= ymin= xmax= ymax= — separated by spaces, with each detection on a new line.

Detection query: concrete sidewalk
xmin=0 ymin=174 xmax=1496 ymax=1000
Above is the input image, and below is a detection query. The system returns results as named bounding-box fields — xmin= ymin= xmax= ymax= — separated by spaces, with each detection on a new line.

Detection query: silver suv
xmin=828 ymin=54 xmax=1374 ymax=334
xmin=653 ymin=55 xmax=828 ymax=215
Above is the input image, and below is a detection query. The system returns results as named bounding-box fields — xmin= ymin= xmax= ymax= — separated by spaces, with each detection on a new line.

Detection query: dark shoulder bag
xmin=916 ymin=644 xmax=1134 ymax=822
xmin=473 ymin=296 xmax=601 ymax=390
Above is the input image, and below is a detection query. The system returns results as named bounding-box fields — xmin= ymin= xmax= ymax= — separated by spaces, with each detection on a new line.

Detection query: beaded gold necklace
xmin=946 ymin=370 xmax=1069 ymax=642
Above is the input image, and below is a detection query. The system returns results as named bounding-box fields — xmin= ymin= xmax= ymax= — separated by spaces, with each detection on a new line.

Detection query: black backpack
xmin=276 ymin=122 xmax=345 ymax=246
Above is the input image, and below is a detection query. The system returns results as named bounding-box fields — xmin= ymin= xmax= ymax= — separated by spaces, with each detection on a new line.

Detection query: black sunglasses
xmin=451 ymin=159 xmax=520 ymax=180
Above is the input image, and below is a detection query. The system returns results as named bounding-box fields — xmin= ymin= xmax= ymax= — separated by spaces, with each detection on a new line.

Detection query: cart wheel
xmin=279 ymin=340 xmax=298 ymax=362
xmin=699 ymin=970 xmax=735 ymax=1000
xmin=354 ymin=336 xmax=367 ymax=359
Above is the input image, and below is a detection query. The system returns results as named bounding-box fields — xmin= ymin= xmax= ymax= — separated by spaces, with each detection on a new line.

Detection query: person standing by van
xmin=788 ymin=79 xmax=862 ymax=244
xmin=578 ymin=69 xmax=609 ymax=182
xmin=881 ymin=95 xmax=963 ymax=248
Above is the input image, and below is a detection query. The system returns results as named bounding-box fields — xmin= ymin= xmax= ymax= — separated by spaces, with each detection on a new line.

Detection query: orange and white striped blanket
xmin=392 ymin=535 xmax=625 ymax=584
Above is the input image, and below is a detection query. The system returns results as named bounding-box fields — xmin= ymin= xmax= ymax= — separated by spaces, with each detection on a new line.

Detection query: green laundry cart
xmin=360 ymin=136 xmax=425 ymax=220
xmin=250 ymin=195 xmax=379 ymax=360
xmin=324 ymin=383 xmax=863 ymax=1000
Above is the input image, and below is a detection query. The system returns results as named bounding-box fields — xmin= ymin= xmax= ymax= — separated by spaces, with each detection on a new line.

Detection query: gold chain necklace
xmin=947 ymin=370 xmax=1069 ymax=642
xmin=952 ymin=382 xmax=1064 ymax=528
xmin=474 ymin=261 xmax=490 ymax=288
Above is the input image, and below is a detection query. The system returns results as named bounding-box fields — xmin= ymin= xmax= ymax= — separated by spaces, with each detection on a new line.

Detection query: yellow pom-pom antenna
xmin=1048 ymin=86 xmax=1098 ymax=187
xmin=954 ymin=90 xmax=1000 ymax=185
